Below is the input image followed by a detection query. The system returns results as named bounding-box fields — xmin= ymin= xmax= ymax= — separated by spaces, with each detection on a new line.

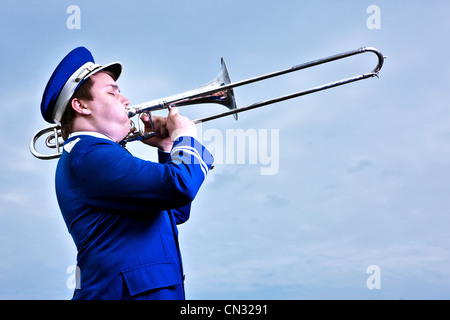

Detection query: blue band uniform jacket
xmin=55 ymin=133 xmax=214 ymax=300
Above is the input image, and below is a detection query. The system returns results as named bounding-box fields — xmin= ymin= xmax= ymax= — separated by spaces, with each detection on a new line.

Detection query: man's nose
xmin=121 ymin=95 xmax=130 ymax=107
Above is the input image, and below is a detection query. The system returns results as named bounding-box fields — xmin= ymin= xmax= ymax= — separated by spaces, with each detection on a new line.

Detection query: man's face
xmin=87 ymin=72 xmax=131 ymax=142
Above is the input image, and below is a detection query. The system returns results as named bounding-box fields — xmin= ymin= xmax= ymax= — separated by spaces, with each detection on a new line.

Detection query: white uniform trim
xmin=68 ymin=131 xmax=114 ymax=141
xmin=63 ymin=137 xmax=81 ymax=153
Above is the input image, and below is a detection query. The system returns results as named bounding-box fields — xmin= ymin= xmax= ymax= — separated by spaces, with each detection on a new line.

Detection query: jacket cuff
xmin=170 ymin=136 xmax=214 ymax=174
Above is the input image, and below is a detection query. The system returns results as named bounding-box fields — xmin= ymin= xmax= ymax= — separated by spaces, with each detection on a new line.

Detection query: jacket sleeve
xmin=68 ymin=136 xmax=213 ymax=213
xmin=158 ymin=149 xmax=191 ymax=224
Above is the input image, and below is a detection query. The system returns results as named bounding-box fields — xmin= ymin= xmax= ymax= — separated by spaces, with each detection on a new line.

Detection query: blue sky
xmin=1 ymin=0 xmax=450 ymax=299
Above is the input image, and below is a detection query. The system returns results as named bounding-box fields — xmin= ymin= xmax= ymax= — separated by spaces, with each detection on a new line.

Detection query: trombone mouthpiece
xmin=126 ymin=107 xmax=137 ymax=118
xmin=129 ymin=120 xmax=136 ymax=131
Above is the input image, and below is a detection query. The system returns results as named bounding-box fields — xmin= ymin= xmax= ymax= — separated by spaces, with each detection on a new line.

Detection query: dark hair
xmin=60 ymin=78 xmax=93 ymax=140
xmin=60 ymin=71 xmax=115 ymax=140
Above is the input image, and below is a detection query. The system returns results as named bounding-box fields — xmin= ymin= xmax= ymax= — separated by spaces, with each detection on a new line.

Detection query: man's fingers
xmin=168 ymin=106 xmax=179 ymax=117
xmin=140 ymin=113 xmax=150 ymax=122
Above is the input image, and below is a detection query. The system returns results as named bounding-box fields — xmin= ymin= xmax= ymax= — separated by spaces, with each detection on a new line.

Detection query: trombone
xmin=30 ymin=46 xmax=385 ymax=159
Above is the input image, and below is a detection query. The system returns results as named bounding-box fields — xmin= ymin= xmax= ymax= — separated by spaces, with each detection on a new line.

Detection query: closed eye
xmin=105 ymin=84 xmax=120 ymax=96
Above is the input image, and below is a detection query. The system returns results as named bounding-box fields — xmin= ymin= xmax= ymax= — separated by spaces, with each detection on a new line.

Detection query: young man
xmin=40 ymin=47 xmax=213 ymax=299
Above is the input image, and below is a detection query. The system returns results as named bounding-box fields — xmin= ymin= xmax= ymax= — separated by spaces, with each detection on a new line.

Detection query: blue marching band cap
xmin=41 ymin=47 xmax=123 ymax=124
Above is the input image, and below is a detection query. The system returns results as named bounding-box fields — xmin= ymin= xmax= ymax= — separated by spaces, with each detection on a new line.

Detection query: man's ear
xmin=71 ymin=98 xmax=91 ymax=115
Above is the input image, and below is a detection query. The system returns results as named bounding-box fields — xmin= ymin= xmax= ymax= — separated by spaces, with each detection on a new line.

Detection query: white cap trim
xmin=52 ymin=62 xmax=95 ymax=124
xmin=52 ymin=61 xmax=122 ymax=124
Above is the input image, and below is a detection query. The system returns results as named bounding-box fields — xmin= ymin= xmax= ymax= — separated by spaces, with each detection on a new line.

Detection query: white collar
xmin=68 ymin=131 xmax=114 ymax=142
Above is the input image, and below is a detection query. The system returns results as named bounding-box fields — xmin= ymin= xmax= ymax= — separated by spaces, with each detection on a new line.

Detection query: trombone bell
xmin=174 ymin=58 xmax=238 ymax=120
xmin=126 ymin=58 xmax=237 ymax=119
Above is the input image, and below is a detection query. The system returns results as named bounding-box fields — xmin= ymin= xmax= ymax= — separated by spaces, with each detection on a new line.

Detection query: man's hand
xmin=166 ymin=106 xmax=197 ymax=141
xmin=140 ymin=113 xmax=173 ymax=152
xmin=140 ymin=107 xmax=197 ymax=152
